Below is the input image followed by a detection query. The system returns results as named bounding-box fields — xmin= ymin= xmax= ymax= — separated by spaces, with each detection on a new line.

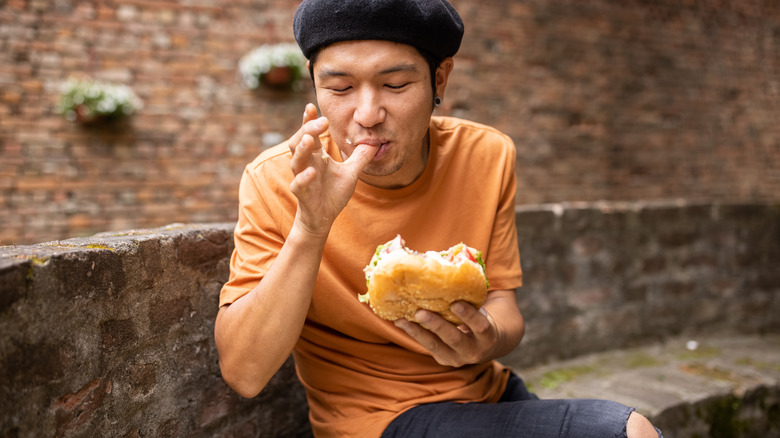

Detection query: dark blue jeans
xmin=381 ymin=373 xmax=663 ymax=438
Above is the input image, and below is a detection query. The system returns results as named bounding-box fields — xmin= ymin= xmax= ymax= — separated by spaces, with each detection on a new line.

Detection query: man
xmin=215 ymin=0 xmax=662 ymax=437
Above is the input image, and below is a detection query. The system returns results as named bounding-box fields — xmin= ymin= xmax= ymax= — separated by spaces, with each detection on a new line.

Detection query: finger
xmin=289 ymin=166 xmax=316 ymax=196
xmin=414 ymin=309 xmax=448 ymax=331
xmin=290 ymin=106 xmax=313 ymax=154
xmin=416 ymin=309 xmax=469 ymax=348
xmin=341 ymin=143 xmax=378 ymax=175
xmin=288 ymin=108 xmax=327 ymax=154
xmin=451 ymin=301 xmax=492 ymax=337
xmin=303 ymin=103 xmax=318 ymax=124
xmin=288 ymin=117 xmax=327 ymax=154
xmin=394 ymin=318 xmax=449 ymax=356
xmin=290 ymin=134 xmax=319 ymax=175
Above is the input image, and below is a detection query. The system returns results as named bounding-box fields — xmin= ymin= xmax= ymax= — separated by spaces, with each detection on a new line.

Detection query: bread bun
xmin=360 ymin=235 xmax=489 ymax=325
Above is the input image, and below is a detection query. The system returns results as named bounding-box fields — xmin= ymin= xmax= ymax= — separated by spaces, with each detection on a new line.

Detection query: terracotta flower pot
xmin=74 ymin=104 xmax=100 ymax=125
xmin=261 ymin=66 xmax=294 ymax=89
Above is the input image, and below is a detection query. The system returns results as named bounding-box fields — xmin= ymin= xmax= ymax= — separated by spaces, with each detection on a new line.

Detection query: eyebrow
xmin=317 ymin=62 xmax=420 ymax=80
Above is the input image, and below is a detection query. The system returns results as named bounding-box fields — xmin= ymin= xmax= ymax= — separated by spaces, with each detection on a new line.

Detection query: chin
xmin=362 ymin=162 xmax=402 ymax=178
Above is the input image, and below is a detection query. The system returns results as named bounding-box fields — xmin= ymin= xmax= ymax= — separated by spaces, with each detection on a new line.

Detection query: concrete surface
xmin=512 ymin=334 xmax=780 ymax=437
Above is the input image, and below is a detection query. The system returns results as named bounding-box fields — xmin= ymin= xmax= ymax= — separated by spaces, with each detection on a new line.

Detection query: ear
xmin=434 ymin=57 xmax=455 ymax=98
xmin=306 ymin=59 xmax=319 ymax=98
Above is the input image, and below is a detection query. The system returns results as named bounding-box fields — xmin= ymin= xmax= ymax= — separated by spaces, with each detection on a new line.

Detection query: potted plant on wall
xmin=56 ymin=77 xmax=143 ymax=126
xmin=238 ymin=43 xmax=308 ymax=91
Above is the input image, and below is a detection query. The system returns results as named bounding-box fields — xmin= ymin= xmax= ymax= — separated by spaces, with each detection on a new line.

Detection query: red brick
xmin=51 ymin=379 xmax=112 ymax=437
xmin=1 ymin=0 xmax=778 ymax=244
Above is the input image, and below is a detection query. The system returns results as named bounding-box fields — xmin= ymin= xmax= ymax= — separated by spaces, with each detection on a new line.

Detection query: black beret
xmin=293 ymin=0 xmax=464 ymax=62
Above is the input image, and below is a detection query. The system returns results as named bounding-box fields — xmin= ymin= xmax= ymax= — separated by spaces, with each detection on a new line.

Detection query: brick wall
xmin=1 ymin=202 xmax=778 ymax=436
xmin=0 ymin=0 xmax=314 ymax=245
xmin=2 ymin=0 xmax=779 ymax=244
xmin=479 ymin=0 xmax=779 ymax=204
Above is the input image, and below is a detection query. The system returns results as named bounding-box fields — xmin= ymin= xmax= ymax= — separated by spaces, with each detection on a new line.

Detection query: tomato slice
xmin=462 ymin=247 xmax=477 ymax=263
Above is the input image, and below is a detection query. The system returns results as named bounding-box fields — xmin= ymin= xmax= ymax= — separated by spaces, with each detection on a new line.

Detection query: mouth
xmin=372 ymin=142 xmax=391 ymax=161
xmin=348 ymin=138 xmax=391 ymax=161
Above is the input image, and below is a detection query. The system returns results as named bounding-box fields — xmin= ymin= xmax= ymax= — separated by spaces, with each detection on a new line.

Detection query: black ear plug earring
xmin=434 ymin=96 xmax=442 ymax=107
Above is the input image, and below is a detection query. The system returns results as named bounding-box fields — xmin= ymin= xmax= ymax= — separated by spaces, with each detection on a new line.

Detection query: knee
xmin=627 ymin=411 xmax=660 ymax=438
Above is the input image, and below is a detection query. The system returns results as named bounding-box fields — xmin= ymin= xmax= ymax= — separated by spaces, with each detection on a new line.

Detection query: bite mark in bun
xmin=359 ymin=235 xmax=489 ymax=325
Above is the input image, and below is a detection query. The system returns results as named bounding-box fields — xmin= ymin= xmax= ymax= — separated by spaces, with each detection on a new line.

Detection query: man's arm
xmin=394 ymin=288 xmax=525 ymax=368
xmin=214 ymin=104 xmax=377 ymax=398
xmin=215 ymin=225 xmax=326 ymax=397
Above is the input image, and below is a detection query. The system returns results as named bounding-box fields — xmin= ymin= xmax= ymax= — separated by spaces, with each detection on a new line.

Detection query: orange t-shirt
xmin=220 ymin=116 xmax=523 ymax=437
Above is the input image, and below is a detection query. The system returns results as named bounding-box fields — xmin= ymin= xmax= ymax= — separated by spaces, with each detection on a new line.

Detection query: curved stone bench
xmin=0 ymin=224 xmax=311 ymax=437
xmin=512 ymin=334 xmax=780 ymax=436
xmin=1 ymin=201 xmax=777 ymax=436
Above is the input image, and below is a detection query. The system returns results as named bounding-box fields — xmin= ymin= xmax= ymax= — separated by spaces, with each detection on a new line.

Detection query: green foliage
xmin=57 ymin=77 xmax=142 ymax=124
xmin=238 ymin=43 xmax=308 ymax=91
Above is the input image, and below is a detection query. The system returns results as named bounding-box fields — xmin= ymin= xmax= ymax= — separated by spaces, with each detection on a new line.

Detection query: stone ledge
xmin=1 ymin=201 xmax=778 ymax=437
xmin=0 ymin=222 xmax=312 ymax=438
xmin=513 ymin=334 xmax=780 ymax=437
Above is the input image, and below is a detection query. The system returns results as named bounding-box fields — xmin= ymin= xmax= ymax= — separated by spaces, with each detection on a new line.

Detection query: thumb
xmin=342 ymin=144 xmax=378 ymax=176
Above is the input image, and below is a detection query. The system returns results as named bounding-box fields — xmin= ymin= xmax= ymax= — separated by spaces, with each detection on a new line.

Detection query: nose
xmin=353 ymin=87 xmax=386 ymax=128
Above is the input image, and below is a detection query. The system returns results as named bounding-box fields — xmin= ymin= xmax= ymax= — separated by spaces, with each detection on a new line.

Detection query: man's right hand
xmin=287 ymin=103 xmax=377 ymax=238
xmin=215 ymin=104 xmax=378 ymax=398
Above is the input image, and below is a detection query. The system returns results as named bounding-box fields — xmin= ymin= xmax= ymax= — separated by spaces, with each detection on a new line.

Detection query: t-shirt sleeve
xmin=486 ymin=134 xmax=523 ymax=291
xmin=219 ymin=162 xmax=288 ymax=307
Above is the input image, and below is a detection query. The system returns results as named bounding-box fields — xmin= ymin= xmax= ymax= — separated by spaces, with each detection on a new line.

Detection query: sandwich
xmin=359 ymin=235 xmax=489 ymax=325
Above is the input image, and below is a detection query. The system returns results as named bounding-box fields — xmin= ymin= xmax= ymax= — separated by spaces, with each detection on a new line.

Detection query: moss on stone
xmin=735 ymin=356 xmax=780 ymax=372
xmin=24 ymin=255 xmax=49 ymax=280
xmin=626 ymin=353 xmax=662 ymax=368
xmin=703 ymin=395 xmax=750 ymax=438
xmin=676 ymin=345 xmax=721 ymax=361
xmin=539 ymin=365 xmax=596 ymax=389
xmin=679 ymin=363 xmax=738 ymax=382
xmin=28 ymin=255 xmax=49 ymax=266
xmin=86 ymin=243 xmax=114 ymax=251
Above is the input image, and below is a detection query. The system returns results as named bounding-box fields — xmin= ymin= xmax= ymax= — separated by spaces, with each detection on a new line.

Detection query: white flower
xmin=57 ymin=77 xmax=142 ymax=121
xmin=238 ymin=43 xmax=307 ymax=89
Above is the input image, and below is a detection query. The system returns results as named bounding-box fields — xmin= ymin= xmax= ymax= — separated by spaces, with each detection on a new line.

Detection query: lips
xmin=354 ymin=138 xmax=390 ymax=160
xmin=354 ymin=138 xmax=388 ymax=147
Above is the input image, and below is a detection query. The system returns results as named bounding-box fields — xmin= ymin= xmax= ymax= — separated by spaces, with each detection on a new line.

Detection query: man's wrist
xmin=290 ymin=214 xmax=332 ymax=245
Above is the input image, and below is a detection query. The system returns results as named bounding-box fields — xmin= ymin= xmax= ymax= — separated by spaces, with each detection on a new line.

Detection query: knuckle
xmin=472 ymin=321 xmax=491 ymax=336
xmin=423 ymin=320 xmax=443 ymax=333
xmin=466 ymin=351 xmax=482 ymax=364
xmin=449 ymin=358 xmax=465 ymax=368
xmin=435 ymin=355 xmax=457 ymax=367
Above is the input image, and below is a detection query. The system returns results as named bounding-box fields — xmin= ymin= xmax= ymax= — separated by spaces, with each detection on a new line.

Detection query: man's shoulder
xmin=431 ymin=116 xmax=513 ymax=144
xmin=245 ymin=143 xmax=292 ymax=174
xmin=431 ymin=116 xmax=515 ymax=159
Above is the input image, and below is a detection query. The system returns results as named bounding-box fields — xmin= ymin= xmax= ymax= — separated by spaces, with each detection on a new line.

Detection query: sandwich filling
xmin=359 ymin=235 xmax=489 ymax=304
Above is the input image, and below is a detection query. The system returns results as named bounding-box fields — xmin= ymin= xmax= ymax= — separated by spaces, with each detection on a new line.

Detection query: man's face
xmin=311 ymin=40 xmax=437 ymax=189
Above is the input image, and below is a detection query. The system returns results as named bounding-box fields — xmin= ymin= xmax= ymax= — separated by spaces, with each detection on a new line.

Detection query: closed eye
xmin=385 ymin=83 xmax=410 ymax=90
